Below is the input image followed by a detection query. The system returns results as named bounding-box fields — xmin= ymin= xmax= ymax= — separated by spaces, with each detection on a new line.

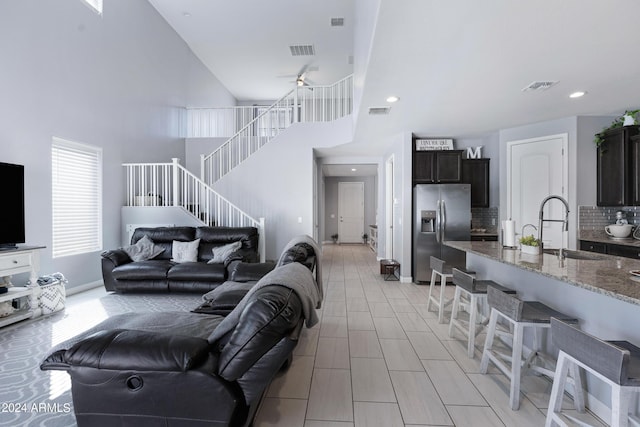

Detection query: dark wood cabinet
xmin=580 ymin=239 xmax=640 ymax=260
xmin=461 ymin=159 xmax=490 ymax=207
xmin=596 ymin=126 xmax=640 ymax=206
xmin=413 ymin=150 xmax=462 ymax=184
xmin=579 ymin=240 xmax=607 ymax=254
xmin=631 ymin=135 xmax=640 ymax=205
xmin=607 ymin=244 xmax=640 ymax=259
xmin=470 ymin=234 xmax=498 ymax=242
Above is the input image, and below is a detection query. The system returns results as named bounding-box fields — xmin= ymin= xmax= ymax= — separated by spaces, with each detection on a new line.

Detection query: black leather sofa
xmin=41 ymin=237 xmax=323 ymax=427
xmin=101 ymin=226 xmax=259 ymax=293
xmin=41 ymin=285 xmax=303 ymax=426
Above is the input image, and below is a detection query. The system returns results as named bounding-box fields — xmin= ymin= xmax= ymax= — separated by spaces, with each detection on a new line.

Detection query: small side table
xmin=380 ymin=259 xmax=400 ymax=281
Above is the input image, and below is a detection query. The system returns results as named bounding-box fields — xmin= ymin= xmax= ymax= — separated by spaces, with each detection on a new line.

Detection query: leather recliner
xmin=41 ymin=284 xmax=304 ymax=427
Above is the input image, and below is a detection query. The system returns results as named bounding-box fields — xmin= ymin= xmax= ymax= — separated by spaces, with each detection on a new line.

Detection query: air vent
xmin=368 ymin=107 xmax=391 ymax=115
xmin=522 ymin=81 xmax=559 ymax=92
xmin=331 ymin=17 xmax=344 ymax=27
xmin=289 ymin=44 xmax=315 ymax=56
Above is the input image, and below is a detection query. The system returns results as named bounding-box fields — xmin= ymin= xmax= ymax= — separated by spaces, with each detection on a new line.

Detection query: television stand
xmin=0 ymin=246 xmax=45 ymax=328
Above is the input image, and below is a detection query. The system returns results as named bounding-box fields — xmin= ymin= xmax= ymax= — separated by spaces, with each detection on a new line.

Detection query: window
xmin=52 ymin=138 xmax=102 ymax=258
xmin=82 ymin=0 xmax=102 ymax=14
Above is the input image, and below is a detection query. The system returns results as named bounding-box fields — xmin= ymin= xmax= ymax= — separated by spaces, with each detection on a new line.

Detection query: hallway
xmin=254 ymin=244 xmax=603 ymax=426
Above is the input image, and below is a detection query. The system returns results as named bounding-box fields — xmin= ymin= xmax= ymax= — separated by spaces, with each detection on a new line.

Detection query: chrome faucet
xmin=538 ymin=195 xmax=569 ymax=257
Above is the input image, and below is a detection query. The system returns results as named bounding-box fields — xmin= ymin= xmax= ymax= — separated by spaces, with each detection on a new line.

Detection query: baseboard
xmin=400 ymin=275 xmax=413 ymax=283
xmin=66 ymin=280 xmax=103 ymax=296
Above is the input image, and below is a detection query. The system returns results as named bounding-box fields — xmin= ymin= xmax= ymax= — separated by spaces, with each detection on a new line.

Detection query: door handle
xmin=441 ymin=200 xmax=446 ymax=240
xmin=435 ymin=200 xmax=441 ymax=243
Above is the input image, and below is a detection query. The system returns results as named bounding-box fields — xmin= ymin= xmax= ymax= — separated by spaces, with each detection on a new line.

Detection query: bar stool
xmin=546 ymin=318 xmax=640 ymax=427
xmin=426 ymin=257 xmax=474 ymax=323
xmin=448 ymin=268 xmax=515 ymax=358
xmin=480 ymin=286 xmax=585 ymax=411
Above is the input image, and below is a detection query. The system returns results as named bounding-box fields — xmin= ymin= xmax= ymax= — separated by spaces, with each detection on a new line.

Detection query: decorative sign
xmin=415 ymin=138 xmax=454 ymax=151
xmin=466 ymin=146 xmax=483 ymax=159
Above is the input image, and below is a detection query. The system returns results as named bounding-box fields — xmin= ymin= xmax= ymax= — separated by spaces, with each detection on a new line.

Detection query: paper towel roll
xmin=502 ymin=220 xmax=516 ymax=247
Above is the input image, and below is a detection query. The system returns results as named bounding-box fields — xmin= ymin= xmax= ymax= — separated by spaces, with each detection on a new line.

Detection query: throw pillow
xmin=122 ymin=235 xmax=164 ymax=262
xmin=171 ymin=239 xmax=200 ymax=263
xmin=208 ymin=241 xmax=242 ymax=264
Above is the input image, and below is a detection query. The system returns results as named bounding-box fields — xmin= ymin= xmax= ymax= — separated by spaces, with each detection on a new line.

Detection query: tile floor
xmin=253 ymin=244 xmax=606 ymax=427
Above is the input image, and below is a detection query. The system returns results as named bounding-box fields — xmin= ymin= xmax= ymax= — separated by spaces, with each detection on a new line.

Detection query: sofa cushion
xmin=112 ymin=260 xmax=173 ymax=280
xmin=193 ymin=281 xmax=256 ymax=315
xmin=168 ymin=262 xmax=227 ymax=282
xmin=122 ymin=235 xmax=165 ymax=262
xmin=171 ymin=239 xmax=200 ymax=263
xmin=228 ymin=262 xmax=276 ymax=282
xmin=197 ymin=227 xmax=259 ymax=262
xmin=208 ymin=241 xmax=242 ymax=264
xmin=63 ymin=329 xmax=210 ymax=372
xmin=131 ymin=227 xmax=196 ymax=260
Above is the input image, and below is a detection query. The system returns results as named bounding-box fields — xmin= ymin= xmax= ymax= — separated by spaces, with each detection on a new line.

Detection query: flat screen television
xmin=0 ymin=162 xmax=25 ymax=248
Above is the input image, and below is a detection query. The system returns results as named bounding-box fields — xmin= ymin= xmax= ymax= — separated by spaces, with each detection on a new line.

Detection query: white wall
xmin=498 ymin=116 xmax=614 ymax=248
xmin=0 ymin=0 xmax=235 ymax=289
xmin=185 ymin=137 xmax=228 ymax=173
xmin=352 ymin=0 xmax=381 ymax=126
xmin=212 ymin=118 xmax=354 ymax=260
xmin=323 ymin=175 xmax=376 ymax=241
xmin=380 ymin=132 xmax=413 ymax=281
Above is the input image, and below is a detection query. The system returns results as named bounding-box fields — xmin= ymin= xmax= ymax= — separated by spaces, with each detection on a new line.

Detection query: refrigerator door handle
xmin=435 ymin=200 xmax=441 ymax=243
xmin=441 ymin=200 xmax=446 ymax=240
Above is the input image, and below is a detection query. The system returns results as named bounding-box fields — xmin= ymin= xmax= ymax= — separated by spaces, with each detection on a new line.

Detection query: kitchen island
xmin=445 ymin=240 xmax=640 ymax=306
xmin=445 ymin=240 xmax=640 ymax=419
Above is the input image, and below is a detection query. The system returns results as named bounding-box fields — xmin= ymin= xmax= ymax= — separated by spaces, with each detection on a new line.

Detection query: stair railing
xmin=200 ymin=90 xmax=296 ymax=185
xmin=123 ymin=159 xmax=266 ymax=262
xmin=187 ymin=106 xmax=261 ymax=138
xmin=199 ymin=74 xmax=354 ymax=185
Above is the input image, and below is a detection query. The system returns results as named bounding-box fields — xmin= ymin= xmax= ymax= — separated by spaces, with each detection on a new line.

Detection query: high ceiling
xmin=148 ymin=0 xmax=640 ymax=156
xmin=147 ymin=0 xmax=354 ymax=101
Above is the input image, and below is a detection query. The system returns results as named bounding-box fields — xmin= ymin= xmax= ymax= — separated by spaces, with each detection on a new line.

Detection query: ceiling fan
xmin=278 ymin=64 xmax=319 ymax=87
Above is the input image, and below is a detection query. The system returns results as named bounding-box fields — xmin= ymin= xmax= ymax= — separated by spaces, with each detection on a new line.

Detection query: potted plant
xmin=362 ymin=233 xmax=368 ymax=244
xmin=331 ymin=233 xmax=339 ymax=244
xmin=519 ymin=234 xmax=541 ymax=255
xmin=594 ymin=109 xmax=640 ymax=149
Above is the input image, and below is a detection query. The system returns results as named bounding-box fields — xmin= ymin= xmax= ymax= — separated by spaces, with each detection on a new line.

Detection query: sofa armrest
xmin=62 ymin=329 xmax=211 ymax=372
xmin=101 ymin=249 xmax=132 ymax=267
xmin=228 ymin=261 xmax=276 ymax=282
xmin=230 ymin=248 xmax=259 ymax=264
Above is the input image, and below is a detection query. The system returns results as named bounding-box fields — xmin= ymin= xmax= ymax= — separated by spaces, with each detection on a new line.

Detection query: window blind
xmin=52 ymin=138 xmax=102 ymax=258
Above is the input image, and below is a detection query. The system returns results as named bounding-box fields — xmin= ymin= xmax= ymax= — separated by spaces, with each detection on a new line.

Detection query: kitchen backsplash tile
xmin=471 ymin=206 xmax=498 ymax=233
xmin=579 ymin=205 xmax=640 ymax=238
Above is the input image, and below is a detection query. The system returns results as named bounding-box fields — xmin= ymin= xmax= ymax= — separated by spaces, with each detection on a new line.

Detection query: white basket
xmin=38 ymin=281 xmax=66 ymax=315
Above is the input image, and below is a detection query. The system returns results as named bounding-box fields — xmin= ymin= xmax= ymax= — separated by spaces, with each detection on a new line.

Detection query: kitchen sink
xmin=542 ymin=248 xmax=608 ymax=260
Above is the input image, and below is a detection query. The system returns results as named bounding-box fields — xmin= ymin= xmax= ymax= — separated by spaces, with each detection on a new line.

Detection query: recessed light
xmin=351 ymin=168 xmax=357 ymax=172
xmin=569 ymin=91 xmax=586 ymax=98
xmin=182 ymin=12 xmax=191 ymax=17
xmin=386 ymin=96 xmax=399 ymax=103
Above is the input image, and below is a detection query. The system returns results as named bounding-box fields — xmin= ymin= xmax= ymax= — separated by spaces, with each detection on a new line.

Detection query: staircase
xmin=200 ymin=75 xmax=353 ymax=185
xmin=122 ymin=75 xmax=353 ymax=260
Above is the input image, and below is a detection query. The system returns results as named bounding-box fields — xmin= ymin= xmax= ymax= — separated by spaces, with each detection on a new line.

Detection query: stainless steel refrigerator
xmin=413 ymin=184 xmax=471 ymax=282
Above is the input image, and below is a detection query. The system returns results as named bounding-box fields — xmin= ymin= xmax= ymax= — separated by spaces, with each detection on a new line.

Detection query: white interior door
xmin=338 ymin=182 xmax=364 ymax=243
xmin=507 ymin=134 xmax=568 ymax=249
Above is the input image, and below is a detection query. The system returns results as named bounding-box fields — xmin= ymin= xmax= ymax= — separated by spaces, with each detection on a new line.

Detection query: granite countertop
xmin=444 ymin=240 xmax=640 ymax=306
xmin=580 ymin=230 xmax=640 ymax=247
